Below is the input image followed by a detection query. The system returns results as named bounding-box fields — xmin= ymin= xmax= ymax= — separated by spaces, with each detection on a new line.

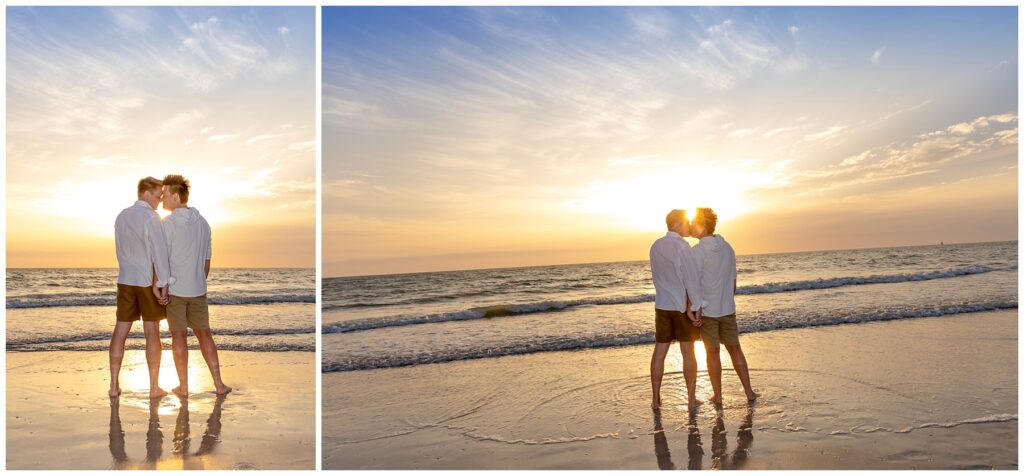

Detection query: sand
xmin=7 ymin=350 xmax=316 ymax=470
xmin=323 ymin=310 xmax=1017 ymax=469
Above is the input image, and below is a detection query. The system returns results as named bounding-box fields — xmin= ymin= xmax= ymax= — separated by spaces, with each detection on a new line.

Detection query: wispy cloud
xmin=871 ymin=45 xmax=886 ymax=65
xmin=792 ymin=113 xmax=1018 ymax=196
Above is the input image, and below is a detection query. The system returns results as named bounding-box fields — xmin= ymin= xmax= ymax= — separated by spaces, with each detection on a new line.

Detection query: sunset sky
xmin=7 ymin=6 xmax=315 ymax=268
xmin=332 ymin=7 xmax=1013 ymax=276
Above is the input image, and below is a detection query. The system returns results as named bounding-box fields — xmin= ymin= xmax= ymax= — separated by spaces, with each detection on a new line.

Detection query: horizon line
xmin=324 ymin=238 xmax=1017 ymax=280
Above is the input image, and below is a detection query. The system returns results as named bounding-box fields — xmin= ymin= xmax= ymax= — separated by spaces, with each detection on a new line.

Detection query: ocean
xmin=6 ymin=268 xmax=315 ymax=352
xmin=322 ymin=241 xmax=1018 ymax=372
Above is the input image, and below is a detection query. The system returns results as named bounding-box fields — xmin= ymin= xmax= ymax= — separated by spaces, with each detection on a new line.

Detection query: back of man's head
xmin=665 ymin=209 xmax=687 ymax=231
xmin=137 ymin=176 xmax=162 ymax=196
xmin=162 ymin=174 xmax=190 ymax=205
xmin=695 ymin=207 xmax=717 ymax=235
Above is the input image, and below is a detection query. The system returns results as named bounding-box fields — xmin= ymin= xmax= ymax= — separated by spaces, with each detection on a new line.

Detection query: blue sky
xmin=324 ymin=7 xmax=1017 ymax=275
xmin=8 ymin=7 xmax=316 ymax=267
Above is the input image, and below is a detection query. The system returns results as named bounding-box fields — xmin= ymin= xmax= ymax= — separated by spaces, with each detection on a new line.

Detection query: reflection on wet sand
xmin=686 ymin=412 xmax=703 ymax=470
xmin=108 ymin=395 xmax=227 ymax=470
xmin=652 ymin=405 xmax=755 ymax=470
xmin=146 ymin=399 xmax=163 ymax=466
xmin=108 ymin=400 xmax=128 ymax=469
xmin=711 ymin=405 xmax=755 ymax=470
xmin=652 ymin=411 xmax=675 ymax=470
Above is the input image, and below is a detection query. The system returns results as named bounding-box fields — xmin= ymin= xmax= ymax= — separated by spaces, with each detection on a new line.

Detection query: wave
xmin=735 ymin=265 xmax=993 ymax=294
xmin=322 ymin=300 xmax=1017 ymax=372
xmin=824 ymin=413 xmax=1018 ymax=436
xmin=7 ymin=327 xmax=315 ymax=350
xmin=7 ymin=294 xmax=316 ymax=309
xmin=8 ymin=340 xmax=315 ymax=353
xmin=323 ymin=266 xmax=996 ymax=334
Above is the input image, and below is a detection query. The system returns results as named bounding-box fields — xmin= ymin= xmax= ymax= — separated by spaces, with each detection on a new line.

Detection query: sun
xmin=569 ymin=164 xmax=777 ymax=231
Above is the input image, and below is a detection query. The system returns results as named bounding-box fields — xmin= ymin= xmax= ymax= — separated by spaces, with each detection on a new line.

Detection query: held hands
xmin=685 ymin=296 xmax=703 ymax=327
xmin=152 ymin=285 xmax=169 ymax=305
xmin=686 ymin=308 xmax=703 ymax=327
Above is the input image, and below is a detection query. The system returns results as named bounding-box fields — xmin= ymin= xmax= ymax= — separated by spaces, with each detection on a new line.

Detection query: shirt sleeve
xmin=145 ymin=213 xmax=173 ymax=288
xmin=205 ymin=221 xmax=213 ymax=260
xmin=678 ymin=244 xmax=703 ymax=312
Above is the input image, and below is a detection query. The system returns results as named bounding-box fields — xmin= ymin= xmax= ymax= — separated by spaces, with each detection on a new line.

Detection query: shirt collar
xmin=665 ymin=231 xmax=686 ymax=241
xmin=134 ymin=200 xmax=152 ymax=209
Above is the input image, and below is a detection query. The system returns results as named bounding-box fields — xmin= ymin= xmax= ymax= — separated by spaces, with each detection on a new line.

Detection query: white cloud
xmin=629 ymin=10 xmax=672 ymax=39
xmin=871 ymin=46 xmax=886 ymax=65
xmin=245 ymin=133 xmax=289 ymax=145
xmin=157 ymin=109 xmax=206 ymax=134
xmin=727 ymin=128 xmax=756 ymax=139
xmin=762 ymin=127 xmax=798 ymax=139
xmin=803 ymin=125 xmax=848 ymax=143
xmin=207 ymin=134 xmax=236 ymax=143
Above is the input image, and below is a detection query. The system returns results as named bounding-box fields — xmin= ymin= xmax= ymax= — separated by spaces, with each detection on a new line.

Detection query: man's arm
xmin=204 ymin=259 xmax=211 ymax=279
xmin=151 ymin=266 xmax=168 ymax=305
xmin=678 ymin=245 xmax=703 ymax=320
xmin=145 ymin=214 xmax=172 ymax=288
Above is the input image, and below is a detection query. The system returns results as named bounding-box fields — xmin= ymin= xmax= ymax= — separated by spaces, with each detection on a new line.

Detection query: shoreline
xmin=7 ymin=350 xmax=316 ymax=470
xmin=324 ymin=310 xmax=1018 ymax=469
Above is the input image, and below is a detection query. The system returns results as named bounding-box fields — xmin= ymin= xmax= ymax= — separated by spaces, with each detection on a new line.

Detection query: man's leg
xmin=725 ymin=344 xmax=758 ymax=401
xmin=650 ymin=342 xmax=671 ymax=410
xmin=109 ymin=321 xmax=133 ymax=397
xmin=193 ymin=328 xmax=231 ymax=394
xmin=706 ymin=343 xmax=723 ymax=405
xmin=143 ymin=321 xmax=167 ymax=399
xmin=171 ymin=330 xmax=189 ymax=396
xmin=679 ymin=341 xmax=702 ymax=411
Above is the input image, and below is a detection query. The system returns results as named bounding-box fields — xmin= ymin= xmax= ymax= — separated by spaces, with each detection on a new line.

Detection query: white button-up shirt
xmin=115 ymin=201 xmax=172 ymax=288
xmin=161 ymin=207 xmax=212 ymax=298
xmin=692 ymin=234 xmax=737 ymax=318
xmin=650 ymin=231 xmax=703 ymax=312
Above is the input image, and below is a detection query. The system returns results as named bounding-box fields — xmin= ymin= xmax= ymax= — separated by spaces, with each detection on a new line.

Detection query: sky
xmin=324 ymin=6 xmax=1018 ymax=277
xmin=7 ymin=6 xmax=316 ymax=268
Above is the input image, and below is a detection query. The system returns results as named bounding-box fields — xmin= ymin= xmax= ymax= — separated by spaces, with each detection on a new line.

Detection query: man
xmin=691 ymin=207 xmax=758 ymax=403
xmin=649 ymin=209 xmax=704 ymax=411
xmin=157 ymin=174 xmax=232 ymax=396
xmin=111 ymin=176 xmax=173 ymax=399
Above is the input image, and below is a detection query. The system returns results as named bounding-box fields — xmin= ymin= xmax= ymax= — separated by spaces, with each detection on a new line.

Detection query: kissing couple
xmin=109 ymin=175 xmax=231 ymax=399
xmin=649 ymin=208 xmax=758 ymax=412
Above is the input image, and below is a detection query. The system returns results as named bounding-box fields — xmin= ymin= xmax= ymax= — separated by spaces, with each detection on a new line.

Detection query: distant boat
xmin=940 ymin=241 xmax=944 ymax=246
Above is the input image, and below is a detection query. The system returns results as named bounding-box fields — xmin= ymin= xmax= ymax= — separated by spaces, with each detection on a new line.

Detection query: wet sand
xmin=7 ymin=350 xmax=315 ymax=470
xmin=324 ymin=310 xmax=1017 ymax=469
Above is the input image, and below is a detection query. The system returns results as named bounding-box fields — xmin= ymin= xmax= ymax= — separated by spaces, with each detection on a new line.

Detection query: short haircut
xmin=137 ymin=177 xmax=163 ymax=195
xmin=695 ymin=207 xmax=718 ymax=234
xmin=665 ymin=209 xmax=687 ymax=230
xmin=162 ymin=174 xmax=190 ymax=204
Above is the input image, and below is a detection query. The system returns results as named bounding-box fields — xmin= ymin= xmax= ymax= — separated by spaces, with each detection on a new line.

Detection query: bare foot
xmin=746 ymin=391 xmax=760 ymax=403
xmin=688 ymin=397 xmax=703 ymax=412
xmin=150 ymin=387 xmax=168 ymax=399
xmin=172 ymin=386 xmax=189 ymax=397
xmin=709 ymin=394 xmax=722 ymax=405
xmin=215 ymin=385 xmax=232 ymax=395
xmin=651 ymin=399 xmax=661 ymax=411
xmin=109 ymin=386 xmax=121 ymax=398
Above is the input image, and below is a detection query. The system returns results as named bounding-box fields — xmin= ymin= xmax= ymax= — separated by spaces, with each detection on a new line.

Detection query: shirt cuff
xmin=155 ymin=276 xmax=177 ymax=288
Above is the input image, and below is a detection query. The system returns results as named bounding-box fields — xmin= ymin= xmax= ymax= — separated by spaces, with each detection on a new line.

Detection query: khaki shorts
xmin=116 ymin=284 xmax=166 ymax=322
xmin=655 ymin=308 xmax=701 ymax=343
xmin=700 ymin=314 xmax=740 ymax=348
xmin=167 ymin=294 xmax=210 ymax=332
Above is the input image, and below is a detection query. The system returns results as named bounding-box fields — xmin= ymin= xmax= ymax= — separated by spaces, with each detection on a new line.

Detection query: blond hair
xmin=665 ymin=209 xmax=687 ymax=231
xmin=162 ymin=174 xmax=190 ymax=204
xmin=137 ymin=177 xmax=163 ymax=195
xmin=695 ymin=207 xmax=718 ymax=234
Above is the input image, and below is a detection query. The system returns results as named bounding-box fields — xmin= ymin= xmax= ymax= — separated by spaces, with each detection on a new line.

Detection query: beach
xmin=324 ymin=309 xmax=1017 ymax=469
xmin=6 ymin=268 xmax=316 ymax=470
xmin=7 ymin=349 xmax=316 ymax=470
